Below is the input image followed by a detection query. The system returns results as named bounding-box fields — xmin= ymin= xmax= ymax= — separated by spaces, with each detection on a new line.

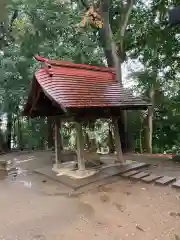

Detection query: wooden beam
xmin=75 ymin=121 xmax=85 ymax=171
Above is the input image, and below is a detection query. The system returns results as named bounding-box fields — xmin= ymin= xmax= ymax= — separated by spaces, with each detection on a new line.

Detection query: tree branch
xmin=79 ymin=0 xmax=89 ymax=10
xmin=120 ymin=0 xmax=134 ymax=38
xmin=100 ymin=0 xmax=122 ymax=83
xmin=117 ymin=0 xmax=134 ymax=62
xmin=0 ymin=9 xmax=18 ymax=48
xmin=9 ymin=9 xmax=18 ymax=33
xmin=100 ymin=0 xmax=111 ymax=12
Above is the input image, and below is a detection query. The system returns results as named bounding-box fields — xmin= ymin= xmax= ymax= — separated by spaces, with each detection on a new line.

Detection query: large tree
xmin=77 ymin=0 xmax=136 ymax=152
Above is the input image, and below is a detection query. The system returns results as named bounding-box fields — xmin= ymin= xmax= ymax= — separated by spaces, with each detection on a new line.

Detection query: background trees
xmin=0 ymin=0 xmax=180 ymax=154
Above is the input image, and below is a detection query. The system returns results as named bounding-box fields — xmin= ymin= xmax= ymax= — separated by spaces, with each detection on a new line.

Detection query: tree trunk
xmin=77 ymin=0 xmax=132 ymax=153
xmin=0 ymin=119 xmax=5 ymax=152
xmin=145 ymin=88 xmax=155 ymax=153
xmin=39 ymin=120 xmax=46 ymax=149
xmin=117 ymin=113 xmax=126 ymax=151
xmin=88 ymin=121 xmax=97 ymax=152
xmin=54 ymin=118 xmax=63 ymax=165
xmin=97 ymin=141 xmax=101 ymax=152
xmin=146 ymin=106 xmax=153 ymax=153
xmin=6 ymin=112 xmax=12 ymax=150
xmin=84 ymin=131 xmax=91 ymax=150
xmin=12 ymin=116 xmax=17 ymax=148
xmin=98 ymin=10 xmax=131 ymax=153
xmin=139 ymin=121 xmax=143 ymax=154
xmin=0 ymin=132 xmax=4 ymax=152
xmin=47 ymin=117 xmax=54 ymax=149
xmin=98 ymin=29 xmax=114 ymax=67
xmin=108 ymin=128 xmax=115 ymax=153
xmin=113 ymin=118 xmax=124 ymax=163
xmin=90 ymin=138 xmax=97 ymax=152
xmin=100 ymin=0 xmax=124 ymax=162
xmin=17 ymin=115 xmax=23 ymax=150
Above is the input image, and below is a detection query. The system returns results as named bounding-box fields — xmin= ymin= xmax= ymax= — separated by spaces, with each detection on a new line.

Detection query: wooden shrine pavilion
xmin=23 ymin=56 xmax=151 ymax=177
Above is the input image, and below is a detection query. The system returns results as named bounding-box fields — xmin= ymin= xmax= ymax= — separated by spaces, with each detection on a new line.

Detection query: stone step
xmin=155 ymin=176 xmax=176 ymax=185
xmin=121 ymin=170 xmax=141 ymax=177
xmin=101 ymin=162 xmax=150 ymax=177
xmin=141 ymin=174 xmax=162 ymax=183
xmin=119 ymin=162 xmax=150 ymax=174
xmin=172 ymin=179 xmax=180 ymax=189
xmin=131 ymin=171 xmax=150 ymax=180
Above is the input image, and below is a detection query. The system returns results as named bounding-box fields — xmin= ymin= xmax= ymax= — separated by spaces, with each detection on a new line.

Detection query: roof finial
xmin=34 ymin=55 xmax=48 ymax=63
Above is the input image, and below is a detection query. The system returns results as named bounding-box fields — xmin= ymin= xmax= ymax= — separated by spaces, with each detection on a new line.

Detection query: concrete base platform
xmin=155 ymin=176 xmax=176 ymax=185
xmin=34 ymin=162 xmax=149 ymax=190
xmin=63 ymin=169 xmax=99 ymax=179
xmin=52 ymin=161 xmax=76 ymax=175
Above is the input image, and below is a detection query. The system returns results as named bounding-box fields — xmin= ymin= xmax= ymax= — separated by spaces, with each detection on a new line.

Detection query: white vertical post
xmin=75 ymin=121 xmax=85 ymax=171
xmin=54 ymin=118 xmax=62 ymax=166
xmin=113 ymin=118 xmax=125 ymax=164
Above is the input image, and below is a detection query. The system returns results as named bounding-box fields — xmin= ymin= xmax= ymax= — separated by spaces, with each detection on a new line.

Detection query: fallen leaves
xmin=100 ymin=194 xmax=110 ymax=203
xmin=136 ymin=224 xmax=145 ymax=232
xmin=169 ymin=212 xmax=180 ymax=218
xmin=113 ymin=202 xmax=125 ymax=212
xmin=174 ymin=234 xmax=180 ymax=240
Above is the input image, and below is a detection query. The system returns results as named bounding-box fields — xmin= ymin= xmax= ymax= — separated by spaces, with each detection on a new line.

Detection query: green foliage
xmin=0 ymin=0 xmax=106 ymax=150
xmin=126 ymin=0 xmax=180 ymax=153
xmin=1 ymin=0 xmax=180 ymax=154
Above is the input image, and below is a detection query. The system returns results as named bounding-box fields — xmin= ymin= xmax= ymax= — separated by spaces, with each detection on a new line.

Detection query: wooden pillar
xmin=75 ymin=121 xmax=85 ymax=171
xmin=113 ymin=118 xmax=125 ymax=163
xmin=54 ymin=118 xmax=62 ymax=165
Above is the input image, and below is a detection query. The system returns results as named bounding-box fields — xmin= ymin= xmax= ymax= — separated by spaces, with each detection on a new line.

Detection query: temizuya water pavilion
xmin=23 ymin=56 xmax=150 ymax=178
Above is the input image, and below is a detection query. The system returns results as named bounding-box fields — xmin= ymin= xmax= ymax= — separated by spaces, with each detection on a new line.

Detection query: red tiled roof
xmin=24 ymin=56 xmax=150 ymax=116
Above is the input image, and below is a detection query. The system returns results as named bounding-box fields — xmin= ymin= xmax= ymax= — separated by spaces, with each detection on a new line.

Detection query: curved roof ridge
xmin=34 ymin=55 xmax=115 ymax=73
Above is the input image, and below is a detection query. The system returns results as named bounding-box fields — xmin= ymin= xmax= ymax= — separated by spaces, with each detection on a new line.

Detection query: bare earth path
xmin=0 ymin=151 xmax=180 ymax=240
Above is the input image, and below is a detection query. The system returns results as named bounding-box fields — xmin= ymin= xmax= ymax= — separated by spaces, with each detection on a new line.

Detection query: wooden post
xmin=54 ymin=118 xmax=62 ymax=166
xmin=113 ymin=118 xmax=125 ymax=163
xmin=75 ymin=121 xmax=85 ymax=171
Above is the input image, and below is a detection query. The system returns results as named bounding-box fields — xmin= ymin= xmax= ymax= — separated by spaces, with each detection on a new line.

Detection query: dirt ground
xmin=0 ymin=151 xmax=180 ymax=240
